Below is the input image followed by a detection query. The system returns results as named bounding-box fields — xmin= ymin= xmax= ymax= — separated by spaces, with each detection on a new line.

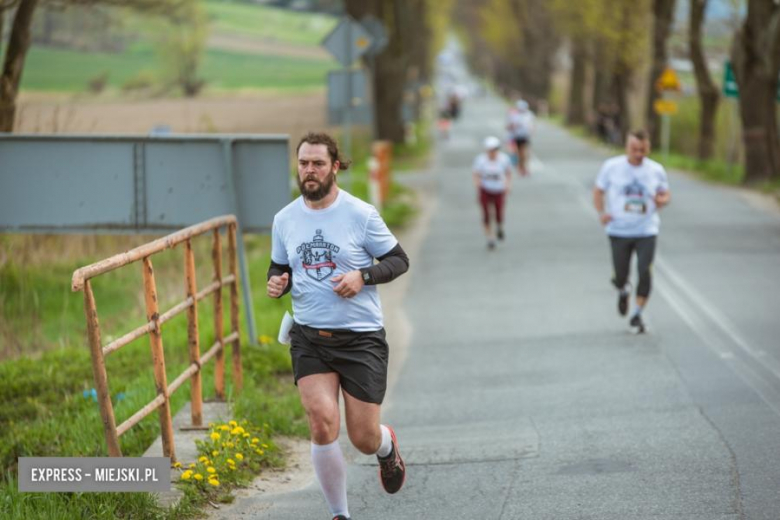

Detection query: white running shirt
xmin=271 ymin=189 xmax=398 ymax=331
xmin=473 ymin=152 xmax=512 ymax=193
xmin=595 ymin=155 xmax=670 ymax=237
xmin=507 ymin=110 xmax=535 ymax=139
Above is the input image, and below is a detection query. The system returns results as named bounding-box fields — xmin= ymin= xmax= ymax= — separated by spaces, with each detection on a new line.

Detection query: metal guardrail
xmin=71 ymin=215 xmax=243 ymax=460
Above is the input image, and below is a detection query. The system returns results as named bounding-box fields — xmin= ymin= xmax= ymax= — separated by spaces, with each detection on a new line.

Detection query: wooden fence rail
xmin=71 ymin=215 xmax=243 ymax=461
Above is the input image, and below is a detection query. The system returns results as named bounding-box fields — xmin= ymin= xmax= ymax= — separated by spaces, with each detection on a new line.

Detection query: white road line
xmin=656 ymin=257 xmax=780 ymax=380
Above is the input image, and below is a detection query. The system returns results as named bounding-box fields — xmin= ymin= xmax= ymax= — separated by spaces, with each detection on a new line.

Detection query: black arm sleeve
xmin=359 ymin=243 xmax=410 ymax=285
xmin=267 ymin=261 xmax=292 ymax=297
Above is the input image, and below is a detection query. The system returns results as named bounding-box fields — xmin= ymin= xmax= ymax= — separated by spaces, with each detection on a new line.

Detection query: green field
xmin=20 ymin=45 xmax=334 ymax=93
xmin=19 ymin=1 xmax=338 ymax=94
xmin=204 ymin=0 xmax=337 ymax=46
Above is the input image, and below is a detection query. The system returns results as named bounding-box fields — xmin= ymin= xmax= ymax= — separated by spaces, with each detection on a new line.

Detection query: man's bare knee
xmin=306 ymin=403 xmax=340 ymax=444
xmin=347 ymin=426 xmax=381 ymax=455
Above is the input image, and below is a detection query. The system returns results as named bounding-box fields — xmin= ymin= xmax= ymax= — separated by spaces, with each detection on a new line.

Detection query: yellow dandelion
xmin=210 ymin=432 xmax=221 ymax=441
xmin=226 ymin=442 xmax=234 ymax=448
xmin=251 ymin=438 xmax=260 ymax=444
xmin=220 ymin=425 xmax=230 ymax=431
xmin=207 ymin=466 xmax=216 ymax=474
xmin=208 ymin=422 xmax=215 ymax=428
xmin=173 ymin=462 xmax=182 ymax=468
xmin=259 ymin=334 xmax=273 ymax=344
xmin=208 ymin=478 xmax=220 ymax=487
xmin=212 ymin=450 xmax=219 ymax=457
xmin=256 ymin=449 xmax=264 ymax=455
xmin=229 ymin=420 xmax=238 ymax=427
xmin=262 ymin=443 xmax=269 ymax=449
xmin=235 ymin=453 xmax=244 ymax=461
xmin=194 ymin=473 xmax=204 ymax=481
xmin=231 ymin=426 xmax=245 ymax=436
xmin=188 ymin=463 xmax=196 ymax=468
xmin=198 ymin=456 xmax=208 ymax=463
xmin=243 ymin=433 xmax=250 ymax=438
xmin=181 ymin=470 xmax=193 ymax=480
xmin=227 ymin=459 xmax=235 ymax=465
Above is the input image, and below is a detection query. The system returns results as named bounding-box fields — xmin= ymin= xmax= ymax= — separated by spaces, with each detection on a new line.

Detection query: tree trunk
xmin=646 ymin=0 xmax=676 ymax=144
xmin=566 ymin=37 xmax=588 ymax=126
xmin=612 ymin=69 xmax=631 ymax=139
xmin=344 ymin=0 xmax=407 ymax=143
xmin=0 ymin=0 xmax=39 ymax=132
xmin=731 ymin=0 xmax=780 ymax=183
xmin=689 ymin=0 xmax=720 ymax=160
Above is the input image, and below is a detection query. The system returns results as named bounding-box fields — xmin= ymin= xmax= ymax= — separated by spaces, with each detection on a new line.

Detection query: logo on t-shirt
xmin=296 ymin=229 xmax=340 ymax=281
xmin=623 ymin=180 xmax=647 ymax=214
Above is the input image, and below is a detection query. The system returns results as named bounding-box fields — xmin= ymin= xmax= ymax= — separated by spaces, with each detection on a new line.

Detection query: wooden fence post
xmin=141 ymin=257 xmax=177 ymax=462
xmin=83 ymin=280 xmax=122 ymax=457
xmin=184 ymin=239 xmax=203 ymax=426
xmin=212 ymin=229 xmax=225 ymax=400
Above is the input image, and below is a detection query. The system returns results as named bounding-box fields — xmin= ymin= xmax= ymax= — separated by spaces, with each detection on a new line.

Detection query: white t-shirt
xmin=473 ymin=152 xmax=512 ymax=193
xmin=271 ymin=189 xmax=398 ymax=331
xmin=595 ymin=155 xmax=670 ymax=237
xmin=507 ymin=110 xmax=535 ymax=139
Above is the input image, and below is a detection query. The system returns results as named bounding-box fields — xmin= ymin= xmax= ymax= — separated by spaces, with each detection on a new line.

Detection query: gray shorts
xmin=289 ymin=323 xmax=389 ymax=404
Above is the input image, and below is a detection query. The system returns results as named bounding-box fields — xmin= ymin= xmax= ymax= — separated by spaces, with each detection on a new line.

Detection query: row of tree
xmin=455 ymin=0 xmax=779 ymax=183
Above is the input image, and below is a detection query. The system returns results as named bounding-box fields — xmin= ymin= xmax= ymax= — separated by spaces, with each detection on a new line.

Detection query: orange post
xmin=184 ymin=239 xmax=203 ymax=426
xmin=212 ymin=229 xmax=225 ymax=400
xmin=371 ymin=141 xmax=393 ymax=205
xmin=141 ymin=256 xmax=177 ymax=463
xmin=83 ymin=280 xmax=122 ymax=457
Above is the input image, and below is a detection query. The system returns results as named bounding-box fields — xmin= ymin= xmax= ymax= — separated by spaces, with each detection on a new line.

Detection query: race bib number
xmin=624 ymin=198 xmax=647 ymax=214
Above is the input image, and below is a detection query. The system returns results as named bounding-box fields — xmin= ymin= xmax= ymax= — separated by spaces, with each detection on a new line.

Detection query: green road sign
xmin=723 ymin=61 xmax=780 ymax=101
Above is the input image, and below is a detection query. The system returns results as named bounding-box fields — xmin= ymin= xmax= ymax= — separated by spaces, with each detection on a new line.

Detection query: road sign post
xmin=322 ymin=16 xmax=373 ymax=191
xmin=654 ymin=67 xmax=681 ymax=160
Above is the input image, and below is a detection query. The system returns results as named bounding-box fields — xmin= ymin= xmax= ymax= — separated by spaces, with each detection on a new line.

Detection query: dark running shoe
xmin=630 ymin=314 xmax=646 ymax=334
xmin=497 ymin=228 xmax=505 ymax=241
xmin=332 ymin=516 xmax=351 ymax=520
xmin=618 ymin=291 xmax=629 ymax=316
xmin=487 ymin=240 xmax=496 ymax=251
xmin=378 ymin=426 xmax=406 ymax=494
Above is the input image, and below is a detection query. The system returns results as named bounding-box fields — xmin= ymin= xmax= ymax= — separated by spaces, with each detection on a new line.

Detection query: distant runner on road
xmin=473 ymin=136 xmax=513 ymax=250
xmin=267 ymin=132 xmax=409 ymax=520
xmin=506 ymin=99 xmax=535 ymax=176
xmin=593 ymin=129 xmax=671 ymax=333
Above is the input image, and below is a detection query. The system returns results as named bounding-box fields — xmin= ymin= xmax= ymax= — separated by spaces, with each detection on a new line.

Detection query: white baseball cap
xmin=483 ymin=136 xmax=501 ymax=150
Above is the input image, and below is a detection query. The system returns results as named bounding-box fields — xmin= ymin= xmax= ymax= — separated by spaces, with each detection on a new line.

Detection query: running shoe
xmin=378 ymin=426 xmax=406 ymax=494
xmin=487 ymin=240 xmax=496 ymax=250
xmin=332 ymin=516 xmax=351 ymax=520
xmin=618 ymin=291 xmax=629 ymax=316
xmin=497 ymin=228 xmax=505 ymax=241
xmin=629 ymin=314 xmax=646 ymax=334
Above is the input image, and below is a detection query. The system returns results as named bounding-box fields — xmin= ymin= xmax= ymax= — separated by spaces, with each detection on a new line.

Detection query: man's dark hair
xmin=296 ymin=132 xmax=351 ymax=170
xmin=628 ymin=129 xmax=650 ymax=142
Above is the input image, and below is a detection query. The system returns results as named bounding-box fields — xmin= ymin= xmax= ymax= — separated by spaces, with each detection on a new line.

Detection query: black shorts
xmin=514 ymin=137 xmax=530 ymax=148
xmin=289 ymin=323 xmax=389 ymax=404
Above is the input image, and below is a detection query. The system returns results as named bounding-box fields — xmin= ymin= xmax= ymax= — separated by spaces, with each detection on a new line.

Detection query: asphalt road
xmin=213 ymin=91 xmax=780 ymax=519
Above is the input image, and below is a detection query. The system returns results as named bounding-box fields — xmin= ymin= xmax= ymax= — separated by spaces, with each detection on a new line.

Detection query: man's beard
xmin=298 ymin=171 xmax=336 ymax=201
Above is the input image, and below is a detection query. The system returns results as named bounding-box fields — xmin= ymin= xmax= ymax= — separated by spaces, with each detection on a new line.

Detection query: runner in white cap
xmin=473 ymin=136 xmax=513 ymax=250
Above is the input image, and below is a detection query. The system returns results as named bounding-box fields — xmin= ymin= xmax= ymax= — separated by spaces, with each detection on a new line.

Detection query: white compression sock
xmin=376 ymin=425 xmax=393 ymax=458
xmin=311 ymin=440 xmax=349 ymax=517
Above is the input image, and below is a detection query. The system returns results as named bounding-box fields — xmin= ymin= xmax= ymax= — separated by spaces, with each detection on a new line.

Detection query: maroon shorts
xmin=479 ymin=188 xmax=505 ymax=226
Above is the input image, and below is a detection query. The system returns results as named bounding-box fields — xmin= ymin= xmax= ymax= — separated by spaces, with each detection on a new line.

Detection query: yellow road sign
xmin=654 ymin=99 xmax=678 ymax=115
xmin=656 ymin=67 xmax=681 ymax=92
